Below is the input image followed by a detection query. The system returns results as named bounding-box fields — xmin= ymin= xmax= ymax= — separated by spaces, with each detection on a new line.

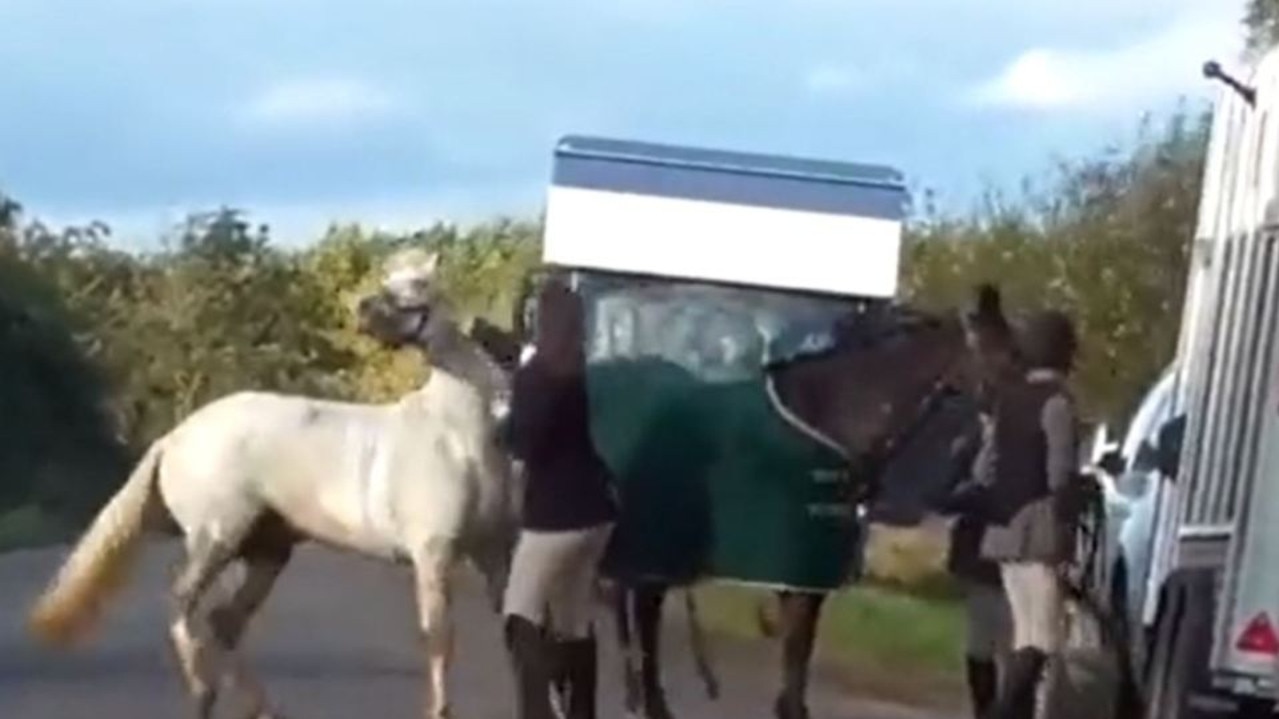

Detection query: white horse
xmin=26 ymin=249 xmax=519 ymax=719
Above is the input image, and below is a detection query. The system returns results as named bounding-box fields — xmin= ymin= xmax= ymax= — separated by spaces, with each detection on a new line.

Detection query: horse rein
xmin=851 ymin=346 xmax=966 ymax=501
xmin=400 ymin=301 xmax=434 ymax=343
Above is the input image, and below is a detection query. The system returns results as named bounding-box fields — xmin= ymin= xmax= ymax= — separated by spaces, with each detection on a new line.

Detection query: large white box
xmin=542 ymin=136 xmax=908 ymax=299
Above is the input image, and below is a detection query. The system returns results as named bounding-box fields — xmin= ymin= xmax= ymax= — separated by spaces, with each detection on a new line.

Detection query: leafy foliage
xmin=0 ymin=202 xmax=129 ymax=521
xmin=0 ymin=102 xmax=1212 ymax=535
xmin=904 ymin=110 xmax=1209 ymax=421
xmin=1246 ymin=0 xmax=1279 ymax=54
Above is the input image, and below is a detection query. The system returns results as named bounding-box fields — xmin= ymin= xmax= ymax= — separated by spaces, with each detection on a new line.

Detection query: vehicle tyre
xmin=1108 ymin=561 xmax=1145 ymax=718
xmin=1143 ymin=569 xmax=1248 ymax=719
xmin=1236 ymin=697 xmax=1276 ymax=719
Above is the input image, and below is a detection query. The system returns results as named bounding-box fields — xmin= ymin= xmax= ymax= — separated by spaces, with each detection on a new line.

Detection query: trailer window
xmin=575 ymin=273 xmax=856 ymax=384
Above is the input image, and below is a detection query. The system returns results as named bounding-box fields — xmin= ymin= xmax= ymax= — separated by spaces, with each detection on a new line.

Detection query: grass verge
xmin=695 ymin=521 xmax=966 ymax=708
xmin=695 ymin=583 xmax=965 ymax=708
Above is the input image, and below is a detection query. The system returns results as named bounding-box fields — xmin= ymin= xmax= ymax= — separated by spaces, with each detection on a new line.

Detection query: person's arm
xmin=507 ymin=364 xmax=559 ymax=462
xmin=1041 ymin=392 xmax=1078 ymax=491
xmin=948 ymin=433 xmax=979 ymax=484
xmin=936 ymin=431 xmax=979 ymax=512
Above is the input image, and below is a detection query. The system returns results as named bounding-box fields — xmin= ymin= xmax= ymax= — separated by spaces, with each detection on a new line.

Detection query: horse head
xmin=356 ymin=247 xmax=446 ymax=349
xmin=357 ymin=248 xmax=513 ymax=405
xmin=767 ymin=284 xmax=1014 ymax=493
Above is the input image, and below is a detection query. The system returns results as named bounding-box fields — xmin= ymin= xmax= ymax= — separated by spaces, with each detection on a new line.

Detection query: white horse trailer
xmin=1135 ymin=50 xmax=1279 ymax=718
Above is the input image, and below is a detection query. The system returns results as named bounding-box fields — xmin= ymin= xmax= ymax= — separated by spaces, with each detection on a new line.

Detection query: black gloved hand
xmin=941 ymin=479 xmax=990 ymax=518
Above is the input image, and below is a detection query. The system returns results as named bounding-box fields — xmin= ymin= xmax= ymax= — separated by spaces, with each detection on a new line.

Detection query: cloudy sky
xmin=0 ymin=0 xmax=1249 ymax=247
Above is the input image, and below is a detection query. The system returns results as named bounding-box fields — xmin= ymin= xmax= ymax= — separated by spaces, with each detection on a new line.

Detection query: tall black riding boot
xmin=965 ymin=656 xmax=998 ymax=719
xmin=559 ymin=633 xmax=599 ymax=719
xmin=991 ymin=648 xmax=1045 ymax=719
xmin=504 ymin=615 xmax=556 ymax=719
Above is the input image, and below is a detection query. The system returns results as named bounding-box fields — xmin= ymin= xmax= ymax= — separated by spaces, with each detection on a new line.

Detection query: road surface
xmin=1 ymin=541 xmax=955 ymax=718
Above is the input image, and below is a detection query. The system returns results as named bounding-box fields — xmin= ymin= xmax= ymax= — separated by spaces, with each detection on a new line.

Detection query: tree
xmin=903 ymin=108 xmax=1210 ymax=422
xmin=0 ymin=195 xmax=130 ymax=523
xmin=111 ymin=209 xmax=358 ymax=442
xmin=0 ymin=95 xmax=1219 ymax=533
xmin=1246 ymin=0 xmax=1279 ymax=54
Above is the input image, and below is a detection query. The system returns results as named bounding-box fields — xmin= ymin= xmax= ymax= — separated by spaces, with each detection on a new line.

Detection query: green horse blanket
xmin=577 ymin=273 xmax=865 ymax=591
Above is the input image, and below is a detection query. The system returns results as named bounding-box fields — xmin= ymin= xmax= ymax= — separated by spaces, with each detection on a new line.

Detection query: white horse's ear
xmin=419 ymin=251 xmax=440 ymax=277
xmin=385 ymin=248 xmax=442 ymax=288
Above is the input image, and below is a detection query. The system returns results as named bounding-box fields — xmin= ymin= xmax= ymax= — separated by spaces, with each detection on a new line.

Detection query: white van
xmin=1089 ymin=364 xmax=1179 ymax=678
xmin=1116 ymin=52 xmax=1279 ymax=718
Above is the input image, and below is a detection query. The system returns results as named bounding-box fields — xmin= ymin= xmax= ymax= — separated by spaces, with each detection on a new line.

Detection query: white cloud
xmin=967 ymin=6 xmax=1243 ymax=112
xmin=238 ymin=77 xmax=399 ymax=128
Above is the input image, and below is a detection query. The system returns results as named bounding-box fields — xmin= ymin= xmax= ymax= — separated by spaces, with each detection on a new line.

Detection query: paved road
xmin=1 ymin=541 xmax=954 ymax=718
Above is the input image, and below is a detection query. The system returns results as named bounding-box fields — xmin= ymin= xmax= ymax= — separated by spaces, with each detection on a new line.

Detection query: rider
xmin=503 ymin=276 xmax=618 ymax=719
xmin=978 ymin=309 xmax=1081 ymax=719
xmin=943 ymin=413 xmax=1012 ymax=719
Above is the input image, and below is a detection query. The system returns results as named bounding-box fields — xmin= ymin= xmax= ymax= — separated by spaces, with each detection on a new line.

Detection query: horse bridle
xmin=848 ymin=379 xmax=958 ymax=503
xmin=398 ymin=301 xmax=434 ymax=344
xmin=848 ymin=329 xmax=969 ymax=504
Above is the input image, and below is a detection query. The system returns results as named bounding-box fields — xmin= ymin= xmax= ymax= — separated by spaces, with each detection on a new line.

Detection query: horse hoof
xmin=625 ymin=711 xmax=672 ymax=719
xmin=643 ymin=697 xmax=675 ymax=719
xmin=773 ymin=697 xmax=809 ymax=719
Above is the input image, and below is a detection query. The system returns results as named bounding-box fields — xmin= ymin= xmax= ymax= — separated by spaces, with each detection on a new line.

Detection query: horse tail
xmin=27 ymin=438 xmax=167 ymax=648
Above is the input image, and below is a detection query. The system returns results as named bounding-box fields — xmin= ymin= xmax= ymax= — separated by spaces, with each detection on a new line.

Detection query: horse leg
xmin=169 ymin=532 xmax=238 ymax=719
xmin=469 ymin=533 xmax=513 ymax=616
xmin=411 ymin=536 xmax=458 ymax=719
xmin=774 ymin=590 xmax=827 ymax=719
xmin=208 ymin=529 xmax=294 ymax=719
xmin=634 ymin=583 xmax=674 ymax=719
xmin=613 ymin=587 xmax=643 ymax=717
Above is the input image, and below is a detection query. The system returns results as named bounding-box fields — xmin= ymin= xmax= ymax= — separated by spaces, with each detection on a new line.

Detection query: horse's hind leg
xmin=468 ymin=533 xmax=512 ymax=615
xmin=411 ymin=536 xmax=458 ymax=719
xmin=170 ymin=532 xmax=238 ymax=719
xmin=208 ymin=524 xmax=294 ymax=719
xmin=613 ymin=587 xmax=643 ymax=717
xmin=774 ymin=590 xmax=827 ymax=719
xmin=633 ymin=584 xmax=674 ymax=719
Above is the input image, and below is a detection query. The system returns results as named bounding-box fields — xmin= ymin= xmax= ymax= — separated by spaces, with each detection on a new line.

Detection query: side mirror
xmin=1097 ymin=448 xmax=1127 ymax=477
xmin=1155 ymin=414 xmax=1187 ymax=479
xmin=1134 ymin=439 xmax=1158 ymax=470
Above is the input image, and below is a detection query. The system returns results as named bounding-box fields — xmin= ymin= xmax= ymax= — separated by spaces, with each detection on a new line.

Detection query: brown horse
xmin=613 ymin=283 xmax=1016 ymax=719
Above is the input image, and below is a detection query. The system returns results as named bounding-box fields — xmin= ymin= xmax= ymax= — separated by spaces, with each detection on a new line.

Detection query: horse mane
xmin=762 ymin=301 xmax=948 ymax=372
xmin=469 ymin=318 xmax=524 ymax=372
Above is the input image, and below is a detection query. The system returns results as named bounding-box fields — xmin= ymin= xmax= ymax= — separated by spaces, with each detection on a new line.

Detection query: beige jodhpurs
xmin=1000 ymin=561 xmax=1065 ymax=652
xmin=502 ymin=523 xmax=614 ymax=639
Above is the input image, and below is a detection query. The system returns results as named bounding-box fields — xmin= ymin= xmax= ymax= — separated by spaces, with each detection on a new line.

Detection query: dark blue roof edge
xmin=555 ymin=135 xmax=906 ymax=193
